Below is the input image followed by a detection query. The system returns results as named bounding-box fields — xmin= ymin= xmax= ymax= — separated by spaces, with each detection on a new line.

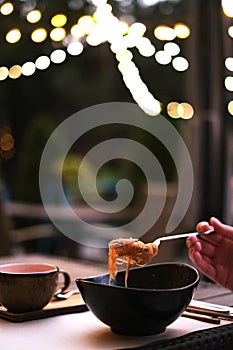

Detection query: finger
xmin=196 ymin=221 xmax=213 ymax=233
xmin=186 ymin=236 xmax=196 ymax=248
xmin=187 ymin=237 xmax=218 ymax=260
xmin=210 ymin=217 xmax=233 ymax=241
xmin=189 ymin=250 xmax=216 ymax=281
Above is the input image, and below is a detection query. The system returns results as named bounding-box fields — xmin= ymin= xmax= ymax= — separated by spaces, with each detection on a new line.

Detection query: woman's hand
xmin=186 ymin=217 xmax=233 ymax=291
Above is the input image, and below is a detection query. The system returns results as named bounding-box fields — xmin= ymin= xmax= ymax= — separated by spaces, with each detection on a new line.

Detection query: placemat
xmin=0 ymin=293 xmax=88 ymax=322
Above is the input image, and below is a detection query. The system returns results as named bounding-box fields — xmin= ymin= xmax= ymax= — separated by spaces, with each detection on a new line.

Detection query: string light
xmin=0 ymin=1 xmax=193 ymax=118
xmin=26 ymin=10 xmax=42 ymax=23
xmin=0 ymin=2 xmax=14 ymax=15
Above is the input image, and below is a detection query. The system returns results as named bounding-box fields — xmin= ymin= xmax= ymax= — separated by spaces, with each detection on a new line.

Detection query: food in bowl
xmin=108 ymin=238 xmax=158 ymax=286
xmin=76 ymin=262 xmax=200 ymax=336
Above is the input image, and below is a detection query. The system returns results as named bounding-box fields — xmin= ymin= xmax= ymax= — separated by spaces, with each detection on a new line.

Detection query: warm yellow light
xmin=128 ymin=22 xmax=146 ymax=37
xmin=31 ymin=28 xmax=47 ymax=43
xmin=50 ymin=28 xmax=66 ymax=42
xmin=155 ymin=50 xmax=171 ymax=65
xmin=51 ymin=14 xmax=67 ymax=27
xmin=35 ymin=56 xmax=50 ymax=70
xmin=0 ymin=67 xmax=8 ymax=81
xmin=167 ymin=102 xmax=194 ymax=119
xmin=167 ymin=102 xmax=180 ymax=118
xmin=67 ymin=42 xmax=84 ymax=56
xmin=8 ymin=65 xmax=21 ymax=79
xmin=116 ymin=50 xmax=133 ymax=63
xmin=70 ymin=24 xmax=86 ymax=38
xmin=228 ymin=100 xmax=233 ymax=115
xmin=50 ymin=49 xmax=66 ymax=64
xmin=172 ymin=57 xmax=189 ymax=71
xmin=6 ymin=28 xmax=21 ymax=43
xmin=164 ymin=42 xmax=180 ymax=56
xmin=222 ymin=0 xmax=233 ymax=18
xmin=1 ymin=2 xmax=14 ymax=15
xmin=180 ymin=102 xmax=194 ymax=119
xmin=110 ymin=39 xmax=127 ymax=54
xmin=225 ymin=76 xmax=233 ymax=91
xmin=26 ymin=10 xmax=42 ymax=23
xmin=136 ymin=38 xmax=155 ymax=57
xmin=77 ymin=15 xmax=95 ymax=34
xmin=228 ymin=26 xmax=233 ymax=38
xmin=21 ymin=62 xmax=36 ymax=76
xmin=174 ymin=23 xmax=190 ymax=39
xmin=0 ymin=133 xmax=14 ymax=151
xmin=154 ymin=25 xmax=176 ymax=41
xmin=118 ymin=21 xmax=129 ymax=36
xmin=225 ymin=57 xmax=233 ymax=71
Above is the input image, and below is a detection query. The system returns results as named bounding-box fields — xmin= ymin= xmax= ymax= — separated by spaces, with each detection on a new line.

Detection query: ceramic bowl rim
xmin=0 ymin=262 xmax=58 ymax=275
xmin=76 ymin=262 xmax=200 ymax=292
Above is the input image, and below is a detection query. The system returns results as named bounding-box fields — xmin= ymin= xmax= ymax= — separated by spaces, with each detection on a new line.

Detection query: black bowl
xmin=76 ymin=262 xmax=199 ymax=336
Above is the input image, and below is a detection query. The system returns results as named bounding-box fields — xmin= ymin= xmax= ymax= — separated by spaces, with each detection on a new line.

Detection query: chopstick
xmin=182 ymin=311 xmax=221 ymax=324
xmin=186 ymin=305 xmax=233 ymax=321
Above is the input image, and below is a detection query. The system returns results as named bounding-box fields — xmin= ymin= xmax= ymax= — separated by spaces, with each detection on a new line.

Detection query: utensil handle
xmin=153 ymin=229 xmax=214 ymax=245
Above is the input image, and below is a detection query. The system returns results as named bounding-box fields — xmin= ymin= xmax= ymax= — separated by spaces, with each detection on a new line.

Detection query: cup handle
xmin=55 ymin=270 xmax=71 ymax=295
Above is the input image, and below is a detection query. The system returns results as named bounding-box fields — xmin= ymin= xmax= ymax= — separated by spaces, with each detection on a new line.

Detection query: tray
xmin=0 ymin=293 xmax=88 ymax=322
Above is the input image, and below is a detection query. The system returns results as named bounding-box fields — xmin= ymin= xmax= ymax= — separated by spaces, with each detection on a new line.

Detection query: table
xmin=0 ymin=254 xmax=233 ymax=350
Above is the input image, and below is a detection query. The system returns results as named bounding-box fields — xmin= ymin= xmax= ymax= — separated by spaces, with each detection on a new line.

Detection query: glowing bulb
xmin=26 ymin=10 xmax=42 ymax=23
xmin=21 ymin=62 xmax=36 ymax=76
xmin=35 ymin=56 xmax=50 ymax=70
xmin=222 ymin=0 xmax=233 ymax=18
xmin=50 ymin=28 xmax=66 ymax=42
xmin=31 ymin=28 xmax=47 ymax=43
xmin=154 ymin=25 xmax=176 ymax=41
xmin=155 ymin=50 xmax=171 ymax=65
xmin=228 ymin=100 xmax=233 ymax=115
xmin=172 ymin=57 xmax=189 ymax=71
xmin=174 ymin=23 xmax=190 ymax=39
xmin=9 ymin=65 xmax=21 ymax=79
xmin=225 ymin=57 xmax=233 ymax=72
xmin=51 ymin=14 xmax=67 ymax=27
xmin=225 ymin=76 xmax=233 ymax=91
xmin=67 ymin=42 xmax=84 ymax=56
xmin=50 ymin=50 xmax=66 ymax=64
xmin=0 ymin=67 xmax=8 ymax=81
xmin=1 ymin=2 xmax=14 ymax=15
xmin=6 ymin=28 xmax=21 ymax=43
xmin=164 ymin=42 xmax=180 ymax=56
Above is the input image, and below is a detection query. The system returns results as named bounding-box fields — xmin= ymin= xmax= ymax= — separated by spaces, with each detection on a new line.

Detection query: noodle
xmin=108 ymin=238 xmax=158 ymax=287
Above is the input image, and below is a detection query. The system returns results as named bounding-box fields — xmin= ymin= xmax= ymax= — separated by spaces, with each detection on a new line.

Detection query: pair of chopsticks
xmin=182 ymin=304 xmax=233 ymax=324
xmin=182 ymin=311 xmax=221 ymax=324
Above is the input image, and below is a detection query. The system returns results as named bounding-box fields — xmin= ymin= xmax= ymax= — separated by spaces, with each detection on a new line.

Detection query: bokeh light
xmin=225 ymin=57 xmax=233 ymax=71
xmin=26 ymin=10 xmax=42 ymax=23
xmin=154 ymin=25 xmax=176 ymax=40
xmin=227 ymin=100 xmax=233 ymax=115
xmin=67 ymin=41 xmax=84 ymax=56
xmin=31 ymin=28 xmax=47 ymax=43
xmin=225 ymin=76 xmax=233 ymax=91
xmin=51 ymin=14 xmax=67 ymax=27
xmin=6 ymin=28 xmax=21 ymax=43
xmin=172 ymin=56 xmax=189 ymax=71
xmin=21 ymin=62 xmax=36 ymax=77
xmin=155 ymin=50 xmax=171 ymax=65
xmin=167 ymin=102 xmax=194 ymax=119
xmin=8 ymin=65 xmax=21 ymax=79
xmin=50 ymin=28 xmax=66 ymax=42
xmin=50 ymin=49 xmax=66 ymax=64
xmin=0 ymin=67 xmax=9 ymax=81
xmin=174 ymin=23 xmax=190 ymax=39
xmin=35 ymin=56 xmax=50 ymax=70
xmin=0 ymin=2 xmax=14 ymax=15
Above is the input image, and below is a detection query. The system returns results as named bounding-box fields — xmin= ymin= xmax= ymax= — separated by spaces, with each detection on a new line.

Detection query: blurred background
xmin=0 ymin=0 xmax=232 ymax=265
